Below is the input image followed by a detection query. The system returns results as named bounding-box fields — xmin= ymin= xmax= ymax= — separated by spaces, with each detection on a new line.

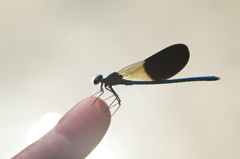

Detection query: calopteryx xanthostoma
xmin=92 ymin=44 xmax=220 ymax=115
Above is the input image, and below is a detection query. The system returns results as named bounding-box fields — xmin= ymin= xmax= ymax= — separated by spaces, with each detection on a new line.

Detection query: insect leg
xmin=91 ymin=83 xmax=104 ymax=106
xmin=103 ymin=94 xmax=115 ymax=101
xmin=105 ymin=85 xmax=121 ymax=116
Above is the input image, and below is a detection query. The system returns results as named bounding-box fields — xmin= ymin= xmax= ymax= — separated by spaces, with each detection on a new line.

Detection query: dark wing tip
xmin=144 ymin=44 xmax=190 ymax=80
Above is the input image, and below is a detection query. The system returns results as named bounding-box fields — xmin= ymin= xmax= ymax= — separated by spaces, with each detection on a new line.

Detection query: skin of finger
xmin=13 ymin=97 xmax=111 ymax=159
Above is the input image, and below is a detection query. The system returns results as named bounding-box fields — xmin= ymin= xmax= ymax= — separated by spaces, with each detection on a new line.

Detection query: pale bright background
xmin=1 ymin=0 xmax=240 ymax=159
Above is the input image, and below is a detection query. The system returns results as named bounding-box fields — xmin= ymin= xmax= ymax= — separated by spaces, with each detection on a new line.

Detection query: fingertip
xmin=59 ymin=97 xmax=111 ymax=126
xmin=55 ymin=97 xmax=111 ymax=158
xmin=13 ymin=97 xmax=111 ymax=159
xmin=84 ymin=97 xmax=111 ymax=119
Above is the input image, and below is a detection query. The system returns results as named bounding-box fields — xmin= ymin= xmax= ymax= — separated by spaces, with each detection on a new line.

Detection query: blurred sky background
xmin=1 ymin=0 xmax=240 ymax=159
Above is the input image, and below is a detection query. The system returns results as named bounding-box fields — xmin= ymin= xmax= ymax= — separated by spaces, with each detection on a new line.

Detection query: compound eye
xmin=93 ymin=75 xmax=103 ymax=85
xmin=93 ymin=79 xmax=99 ymax=85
